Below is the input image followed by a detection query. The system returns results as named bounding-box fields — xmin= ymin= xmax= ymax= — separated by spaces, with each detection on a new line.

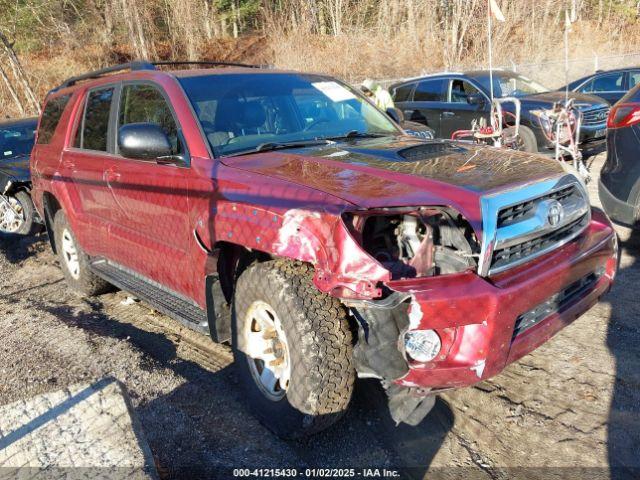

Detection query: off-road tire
xmin=53 ymin=210 xmax=111 ymax=296
xmin=512 ymin=125 xmax=538 ymax=153
xmin=232 ymin=260 xmax=355 ymax=438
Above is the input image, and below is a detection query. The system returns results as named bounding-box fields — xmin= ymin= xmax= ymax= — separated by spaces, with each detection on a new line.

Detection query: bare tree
xmin=0 ymin=31 xmax=39 ymax=114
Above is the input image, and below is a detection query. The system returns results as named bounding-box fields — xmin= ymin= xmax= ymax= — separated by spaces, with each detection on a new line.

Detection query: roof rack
xmin=57 ymin=61 xmax=156 ymax=89
xmin=152 ymin=60 xmax=261 ymax=69
xmin=54 ymin=59 xmax=262 ymax=91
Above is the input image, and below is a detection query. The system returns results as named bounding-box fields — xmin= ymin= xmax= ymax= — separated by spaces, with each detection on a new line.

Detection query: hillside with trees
xmin=0 ymin=0 xmax=639 ymax=118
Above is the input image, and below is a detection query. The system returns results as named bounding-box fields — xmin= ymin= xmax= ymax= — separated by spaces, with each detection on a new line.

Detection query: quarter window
xmin=119 ymin=84 xmax=181 ymax=155
xmin=413 ymin=79 xmax=445 ymax=102
xmin=77 ymin=87 xmax=114 ymax=152
xmin=629 ymin=71 xmax=640 ymax=89
xmin=392 ymin=83 xmax=415 ymax=102
xmin=37 ymin=94 xmax=70 ymax=144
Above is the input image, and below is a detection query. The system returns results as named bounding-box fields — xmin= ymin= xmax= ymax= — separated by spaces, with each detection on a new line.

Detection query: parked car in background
xmin=390 ymin=70 xmax=610 ymax=157
xmin=561 ymin=67 xmax=640 ymax=105
xmin=31 ymin=61 xmax=617 ymax=438
xmin=0 ymin=117 xmax=40 ymax=235
xmin=599 ymin=84 xmax=640 ymax=228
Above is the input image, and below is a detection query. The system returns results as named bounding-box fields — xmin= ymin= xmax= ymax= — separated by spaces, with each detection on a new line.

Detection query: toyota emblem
xmin=547 ymin=201 xmax=564 ymax=226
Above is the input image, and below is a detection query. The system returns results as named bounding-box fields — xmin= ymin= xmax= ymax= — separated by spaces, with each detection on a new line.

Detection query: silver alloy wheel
xmin=244 ymin=300 xmax=291 ymax=401
xmin=61 ymin=228 xmax=80 ymax=280
xmin=0 ymin=196 xmax=25 ymax=233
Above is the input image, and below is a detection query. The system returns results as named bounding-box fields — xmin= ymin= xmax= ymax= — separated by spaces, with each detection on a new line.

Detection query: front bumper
xmin=387 ymin=209 xmax=617 ymax=390
xmin=599 ymin=177 xmax=639 ymax=228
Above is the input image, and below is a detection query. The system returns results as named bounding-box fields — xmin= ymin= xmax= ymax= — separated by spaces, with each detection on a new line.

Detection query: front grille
xmin=512 ymin=270 xmax=602 ymax=339
xmin=492 ymin=214 xmax=588 ymax=271
xmin=582 ymin=107 xmax=610 ymax=126
xmin=497 ymin=184 xmax=577 ymax=228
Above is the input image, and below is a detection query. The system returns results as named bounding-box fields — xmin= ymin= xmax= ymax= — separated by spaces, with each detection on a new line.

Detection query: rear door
xmin=103 ymin=81 xmax=193 ymax=297
xmin=396 ymin=78 xmax=447 ymax=136
xmin=440 ymin=78 xmax=490 ymax=139
xmin=61 ymin=86 xmax=117 ymax=254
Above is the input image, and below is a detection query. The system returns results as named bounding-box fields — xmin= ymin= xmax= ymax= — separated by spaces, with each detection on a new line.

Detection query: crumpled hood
xmin=221 ymin=136 xmax=567 ymax=228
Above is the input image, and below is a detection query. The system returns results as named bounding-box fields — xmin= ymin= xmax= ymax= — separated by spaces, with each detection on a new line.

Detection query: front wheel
xmin=232 ymin=260 xmax=355 ymax=438
xmin=505 ymin=125 xmax=538 ymax=153
xmin=0 ymin=191 xmax=40 ymax=236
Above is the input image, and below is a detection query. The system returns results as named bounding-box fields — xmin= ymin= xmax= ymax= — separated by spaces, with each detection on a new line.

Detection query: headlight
xmin=404 ymin=329 xmax=441 ymax=362
xmin=530 ymin=109 xmax=553 ymax=131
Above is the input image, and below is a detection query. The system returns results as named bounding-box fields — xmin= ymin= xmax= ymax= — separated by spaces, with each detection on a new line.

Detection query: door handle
xmin=103 ymin=169 xmax=121 ymax=183
xmin=442 ymin=111 xmax=455 ymax=117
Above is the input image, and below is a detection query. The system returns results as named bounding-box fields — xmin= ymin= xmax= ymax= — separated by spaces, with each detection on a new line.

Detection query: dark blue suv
xmin=561 ymin=67 xmax=640 ymax=105
xmin=390 ymin=70 xmax=610 ymax=157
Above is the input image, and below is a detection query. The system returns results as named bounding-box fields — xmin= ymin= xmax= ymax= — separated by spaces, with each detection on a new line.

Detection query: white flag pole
xmin=564 ymin=11 xmax=570 ymax=102
xmin=488 ymin=1 xmax=494 ymax=103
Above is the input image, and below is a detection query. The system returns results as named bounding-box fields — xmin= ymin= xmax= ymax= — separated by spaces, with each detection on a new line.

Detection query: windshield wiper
xmin=226 ymin=139 xmax=331 ymax=157
xmin=325 ymin=131 xmax=391 ymax=141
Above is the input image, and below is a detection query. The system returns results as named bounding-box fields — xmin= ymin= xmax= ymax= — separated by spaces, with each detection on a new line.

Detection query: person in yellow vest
xmin=361 ymin=79 xmax=395 ymax=111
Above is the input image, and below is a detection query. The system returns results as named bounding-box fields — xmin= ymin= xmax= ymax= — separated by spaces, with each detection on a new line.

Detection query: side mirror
xmin=386 ymin=107 xmax=405 ymax=124
xmin=467 ymin=94 xmax=484 ymax=105
xmin=118 ymin=123 xmax=174 ymax=161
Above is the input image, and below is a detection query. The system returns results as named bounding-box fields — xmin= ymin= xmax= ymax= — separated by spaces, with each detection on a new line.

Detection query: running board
xmin=90 ymin=259 xmax=209 ymax=335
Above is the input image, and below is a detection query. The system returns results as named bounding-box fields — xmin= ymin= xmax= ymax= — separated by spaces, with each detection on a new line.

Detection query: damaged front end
xmin=340 ymin=207 xmax=480 ymax=425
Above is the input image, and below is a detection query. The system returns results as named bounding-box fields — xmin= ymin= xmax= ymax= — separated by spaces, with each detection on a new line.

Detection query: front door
xmin=439 ymin=79 xmax=490 ymax=139
xmin=103 ymin=82 xmax=193 ymax=297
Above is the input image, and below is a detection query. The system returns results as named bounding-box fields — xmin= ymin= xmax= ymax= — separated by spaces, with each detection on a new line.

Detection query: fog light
xmin=404 ymin=330 xmax=441 ymax=363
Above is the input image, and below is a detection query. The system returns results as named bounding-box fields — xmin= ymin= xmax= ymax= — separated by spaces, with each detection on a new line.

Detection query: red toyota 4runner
xmin=31 ymin=62 xmax=618 ymax=438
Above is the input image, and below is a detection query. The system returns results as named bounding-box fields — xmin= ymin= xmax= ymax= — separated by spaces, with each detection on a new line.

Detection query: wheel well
xmin=42 ymin=192 xmax=61 ymax=253
xmin=205 ymin=242 xmax=273 ymax=343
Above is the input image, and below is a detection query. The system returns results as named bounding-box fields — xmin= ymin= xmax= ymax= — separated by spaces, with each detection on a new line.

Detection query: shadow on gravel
xmin=0 ymin=232 xmax=46 ymax=263
xmin=39 ymin=298 xmax=452 ymax=479
xmin=604 ymin=228 xmax=640 ymax=479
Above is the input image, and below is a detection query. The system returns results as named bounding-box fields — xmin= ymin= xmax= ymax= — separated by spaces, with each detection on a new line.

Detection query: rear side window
xmin=392 ymin=83 xmax=415 ymax=102
xmin=414 ymin=79 xmax=445 ymax=101
xmin=76 ymin=87 xmax=114 ymax=152
xmin=582 ymin=73 xmax=624 ymax=93
xmin=37 ymin=94 xmax=70 ymax=144
xmin=118 ymin=84 xmax=181 ymax=155
xmin=629 ymin=71 xmax=640 ymax=90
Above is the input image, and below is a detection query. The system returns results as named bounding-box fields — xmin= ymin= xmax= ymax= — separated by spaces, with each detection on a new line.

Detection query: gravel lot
xmin=0 ymin=154 xmax=638 ymax=479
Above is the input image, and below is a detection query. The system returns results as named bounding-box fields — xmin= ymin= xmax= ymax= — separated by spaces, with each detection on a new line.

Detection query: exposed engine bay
xmin=342 ymin=207 xmax=481 ymax=425
xmin=345 ymin=207 xmax=479 ymax=280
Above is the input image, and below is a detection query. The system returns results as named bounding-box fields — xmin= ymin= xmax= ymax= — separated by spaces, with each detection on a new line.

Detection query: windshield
xmin=0 ymin=122 xmax=36 ymax=160
xmin=179 ymin=73 xmax=400 ymax=156
xmin=472 ymin=72 xmax=549 ymax=98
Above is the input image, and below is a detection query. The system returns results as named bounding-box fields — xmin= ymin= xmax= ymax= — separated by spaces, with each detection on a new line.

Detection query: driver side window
xmin=449 ymin=80 xmax=481 ymax=103
xmin=119 ymin=84 xmax=182 ymax=155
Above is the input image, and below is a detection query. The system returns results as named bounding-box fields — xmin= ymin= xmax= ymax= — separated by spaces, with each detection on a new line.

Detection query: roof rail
xmin=152 ymin=60 xmax=262 ymax=69
xmin=52 ymin=59 xmax=263 ymax=92
xmin=56 ymin=61 xmax=156 ymax=90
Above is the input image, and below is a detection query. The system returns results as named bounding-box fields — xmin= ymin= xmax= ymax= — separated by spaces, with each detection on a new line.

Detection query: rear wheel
xmin=0 ymin=191 xmax=39 ymax=236
xmin=53 ymin=210 xmax=111 ymax=296
xmin=232 ymin=260 xmax=355 ymax=438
